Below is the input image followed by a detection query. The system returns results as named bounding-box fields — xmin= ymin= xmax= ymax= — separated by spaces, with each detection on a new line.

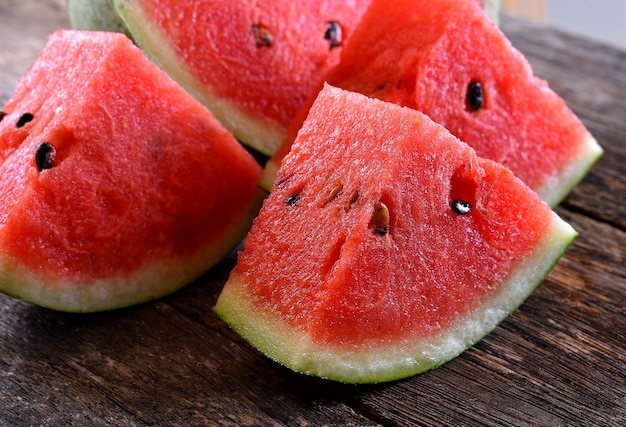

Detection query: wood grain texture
xmin=0 ymin=3 xmax=624 ymax=426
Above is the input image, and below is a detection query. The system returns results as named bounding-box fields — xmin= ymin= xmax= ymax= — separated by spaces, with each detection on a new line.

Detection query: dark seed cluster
xmin=251 ymin=20 xmax=344 ymax=50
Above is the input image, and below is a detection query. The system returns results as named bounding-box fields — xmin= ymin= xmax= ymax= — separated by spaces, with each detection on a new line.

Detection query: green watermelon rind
xmin=0 ymin=201 xmax=261 ymax=313
xmin=67 ymin=0 xmax=131 ymax=37
xmin=214 ymin=215 xmax=576 ymax=384
xmin=259 ymin=159 xmax=280 ymax=192
xmin=536 ymin=131 xmax=603 ymax=207
xmin=482 ymin=0 xmax=502 ymax=26
xmin=114 ymin=0 xmax=286 ymax=156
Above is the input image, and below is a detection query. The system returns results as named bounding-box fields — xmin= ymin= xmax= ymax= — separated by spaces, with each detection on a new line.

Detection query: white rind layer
xmin=0 ymin=201 xmax=262 ymax=313
xmin=115 ymin=0 xmax=286 ymax=156
xmin=537 ymin=131 xmax=603 ymax=207
xmin=214 ymin=210 xmax=577 ymax=383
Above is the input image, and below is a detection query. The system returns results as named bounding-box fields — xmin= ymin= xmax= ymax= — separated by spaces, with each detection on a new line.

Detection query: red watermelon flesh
xmin=263 ymin=0 xmax=602 ymax=206
xmin=114 ymin=0 xmax=372 ymax=156
xmin=0 ymin=30 xmax=264 ymax=312
xmin=215 ymin=84 xmax=577 ymax=383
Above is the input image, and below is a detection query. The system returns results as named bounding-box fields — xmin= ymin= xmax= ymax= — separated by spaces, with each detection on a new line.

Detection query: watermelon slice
xmin=113 ymin=0 xmax=372 ymax=156
xmin=262 ymin=0 xmax=602 ymax=207
xmin=214 ymin=84 xmax=577 ymax=384
xmin=0 ymin=30 xmax=264 ymax=312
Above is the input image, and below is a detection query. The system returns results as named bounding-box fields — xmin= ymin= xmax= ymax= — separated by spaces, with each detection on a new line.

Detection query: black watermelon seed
xmin=0 ymin=111 xmax=6 ymax=122
xmin=16 ymin=112 xmax=34 ymax=128
xmin=466 ymin=81 xmax=484 ymax=111
xmin=251 ymin=24 xmax=273 ymax=47
xmin=35 ymin=142 xmax=56 ymax=172
xmin=285 ymin=194 xmax=299 ymax=205
xmin=451 ymin=199 xmax=472 ymax=215
xmin=324 ymin=21 xmax=343 ymax=49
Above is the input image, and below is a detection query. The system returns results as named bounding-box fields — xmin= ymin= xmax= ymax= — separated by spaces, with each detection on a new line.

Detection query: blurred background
xmin=503 ymin=0 xmax=626 ymax=50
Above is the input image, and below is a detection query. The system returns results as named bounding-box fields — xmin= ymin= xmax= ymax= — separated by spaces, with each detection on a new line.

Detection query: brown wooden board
xmin=0 ymin=2 xmax=624 ymax=426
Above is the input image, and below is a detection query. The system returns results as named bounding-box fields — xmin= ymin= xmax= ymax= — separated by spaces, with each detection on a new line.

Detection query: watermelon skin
xmin=0 ymin=30 xmax=264 ymax=312
xmin=114 ymin=0 xmax=372 ymax=156
xmin=215 ymin=84 xmax=577 ymax=383
xmin=263 ymin=0 xmax=602 ymax=207
xmin=68 ymin=0 xmax=130 ymax=37
xmin=475 ymin=0 xmax=501 ymax=25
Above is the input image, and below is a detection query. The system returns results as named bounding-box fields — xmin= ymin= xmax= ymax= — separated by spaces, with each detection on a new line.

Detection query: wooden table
xmin=1 ymin=1 xmax=624 ymax=425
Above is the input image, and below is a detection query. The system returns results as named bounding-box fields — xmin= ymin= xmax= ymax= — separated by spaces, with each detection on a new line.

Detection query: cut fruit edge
xmin=535 ymin=131 xmax=603 ymax=207
xmin=0 ymin=201 xmax=262 ymax=313
xmin=114 ymin=0 xmax=286 ymax=156
xmin=214 ymin=212 xmax=577 ymax=384
xmin=262 ymin=129 xmax=603 ymax=207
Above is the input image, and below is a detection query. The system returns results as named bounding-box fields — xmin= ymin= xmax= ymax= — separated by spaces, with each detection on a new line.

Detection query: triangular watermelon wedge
xmin=262 ymin=0 xmax=602 ymax=207
xmin=0 ymin=30 xmax=264 ymax=312
xmin=215 ymin=84 xmax=577 ymax=383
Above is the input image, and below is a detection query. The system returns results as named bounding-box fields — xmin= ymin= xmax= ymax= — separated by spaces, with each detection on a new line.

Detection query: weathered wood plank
xmin=331 ymin=209 xmax=626 ymax=427
xmin=0 ymin=254 xmax=381 ymax=426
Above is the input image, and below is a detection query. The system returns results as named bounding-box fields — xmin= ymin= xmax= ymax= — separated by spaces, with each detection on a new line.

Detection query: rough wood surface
xmin=0 ymin=2 xmax=624 ymax=426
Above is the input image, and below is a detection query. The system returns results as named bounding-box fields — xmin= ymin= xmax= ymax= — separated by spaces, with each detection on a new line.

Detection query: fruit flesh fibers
xmin=115 ymin=0 xmax=371 ymax=155
xmin=262 ymin=0 xmax=602 ymax=206
xmin=0 ymin=30 xmax=264 ymax=312
xmin=215 ymin=85 xmax=577 ymax=383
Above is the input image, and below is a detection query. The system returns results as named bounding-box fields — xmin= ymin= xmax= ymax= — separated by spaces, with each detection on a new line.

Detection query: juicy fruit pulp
xmin=0 ymin=30 xmax=264 ymax=312
xmin=263 ymin=0 xmax=602 ymax=206
xmin=114 ymin=0 xmax=372 ymax=155
xmin=215 ymin=85 xmax=577 ymax=383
